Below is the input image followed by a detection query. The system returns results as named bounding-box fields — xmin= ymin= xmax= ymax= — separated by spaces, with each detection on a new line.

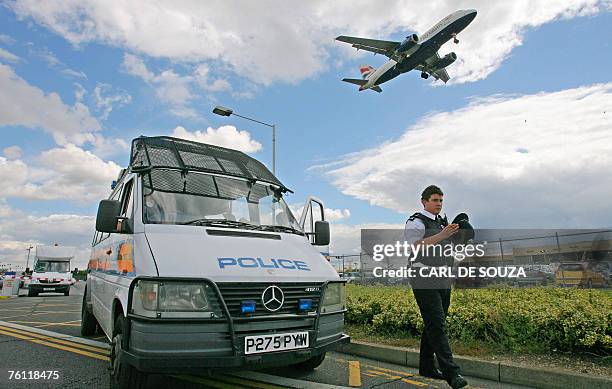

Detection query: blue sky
xmin=1 ymin=1 xmax=611 ymax=266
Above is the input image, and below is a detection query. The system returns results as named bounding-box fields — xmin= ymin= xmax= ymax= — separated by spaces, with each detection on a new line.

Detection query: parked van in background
xmin=82 ymin=136 xmax=348 ymax=388
xmin=28 ymin=244 xmax=75 ymax=297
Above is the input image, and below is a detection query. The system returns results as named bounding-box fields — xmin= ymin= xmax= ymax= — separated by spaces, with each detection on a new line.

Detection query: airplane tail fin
xmin=359 ymin=64 xmax=375 ymax=79
xmin=341 ymin=78 xmax=382 ymax=93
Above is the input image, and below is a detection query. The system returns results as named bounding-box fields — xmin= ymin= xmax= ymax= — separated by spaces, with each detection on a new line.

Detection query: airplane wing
xmin=431 ymin=68 xmax=450 ymax=83
xmin=335 ymin=36 xmax=400 ymax=57
xmin=416 ymin=52 xmax=451 ymax=83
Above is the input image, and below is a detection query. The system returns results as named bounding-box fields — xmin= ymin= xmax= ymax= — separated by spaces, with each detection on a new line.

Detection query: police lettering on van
xmin=217 ymin=257 xmax=311 ymax=271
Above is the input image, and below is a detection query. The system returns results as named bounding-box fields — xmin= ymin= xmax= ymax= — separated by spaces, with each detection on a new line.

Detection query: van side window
xmin=121 ymin=179 xmax=134 ymax=218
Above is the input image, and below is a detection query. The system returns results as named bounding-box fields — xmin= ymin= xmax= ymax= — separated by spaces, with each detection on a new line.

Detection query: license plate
xmin=244 ymin=331 xmax=309 ymax=355
xmin=43 ymin=288 xmax=55 ymax=291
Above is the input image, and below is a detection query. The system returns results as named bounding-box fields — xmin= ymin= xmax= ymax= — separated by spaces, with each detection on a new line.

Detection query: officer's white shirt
xmin=404 ymin=209 xmax=438 ymax=245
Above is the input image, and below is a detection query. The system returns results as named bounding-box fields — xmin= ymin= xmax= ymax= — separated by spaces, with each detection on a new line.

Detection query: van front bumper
xmin=122 ymin=331 xmax=350 ymax=374
xmin=28 ymin=284 xmax=70 ymax=293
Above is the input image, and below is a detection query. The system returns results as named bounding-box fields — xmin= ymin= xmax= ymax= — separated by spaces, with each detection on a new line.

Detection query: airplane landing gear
xmin=421 ymin=72 xmax=429 ymax=79
xmin=452 ymin=33 xmax=459 ymax=44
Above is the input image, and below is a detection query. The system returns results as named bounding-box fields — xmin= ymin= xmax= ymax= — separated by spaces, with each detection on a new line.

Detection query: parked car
xmin=555 ymin=262 xmax=606 ymax=288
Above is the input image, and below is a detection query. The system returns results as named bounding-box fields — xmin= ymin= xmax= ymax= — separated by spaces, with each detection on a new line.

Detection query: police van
xmin=28 ymin=245 xmax=75 ymax=297
xmin=82 ymin=136 xmax=348 ymax=388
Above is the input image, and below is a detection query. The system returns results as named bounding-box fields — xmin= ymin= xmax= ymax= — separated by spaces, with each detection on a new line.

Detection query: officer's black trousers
xmin=412 ymin=288 xmax=460 ymax=380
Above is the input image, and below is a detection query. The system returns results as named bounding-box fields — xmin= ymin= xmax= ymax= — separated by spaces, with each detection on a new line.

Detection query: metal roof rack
xmin=129 ymin=136 xmax=289 ymax=191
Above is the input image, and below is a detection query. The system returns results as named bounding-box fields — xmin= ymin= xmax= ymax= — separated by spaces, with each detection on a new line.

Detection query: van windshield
xmin=142 ymin=170 xmax=303 ymax=233
xmin=34 ymin=261 xmax=70 ymax=273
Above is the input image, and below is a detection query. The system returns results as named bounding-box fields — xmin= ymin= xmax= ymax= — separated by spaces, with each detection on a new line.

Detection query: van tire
xmin=80 ymin=293 xmax=98 ymax=336
xmin=110 ymin=315 xmax=147 ymax=389
xmin=64 ymin=289 xmax=70 ymax=296
xmin=291 ymin=353 xmax=326 ymax=371
xmin=27 ymin=290 xmax=38 ymax=297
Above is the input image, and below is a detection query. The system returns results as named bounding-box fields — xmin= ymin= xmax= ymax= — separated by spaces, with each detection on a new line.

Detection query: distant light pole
xmin=212 ymin=105 xmax=277 ymax=175
xmin=26 ymin=245 xmax=34 ymax=272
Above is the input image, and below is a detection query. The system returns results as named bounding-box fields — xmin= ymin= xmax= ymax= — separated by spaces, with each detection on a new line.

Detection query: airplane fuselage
xmin=363 ymin=9 xmax=477 ymax=89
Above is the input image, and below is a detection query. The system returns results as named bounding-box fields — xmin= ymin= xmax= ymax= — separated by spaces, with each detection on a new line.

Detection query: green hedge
xmin=346 ymin=285 xmax=612 ymax=354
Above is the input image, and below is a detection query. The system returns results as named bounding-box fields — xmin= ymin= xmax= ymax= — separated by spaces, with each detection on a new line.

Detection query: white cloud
xmin=0 ymin=48 xmax=20 ymax=63
xmin=121 ymin=55 xmax=230 ymax=118
xmin=90 ymin=134 xmax=130 ymax=158
xmin=3 ymin=146 xmax=22 ymax=160
xmin=324 ymin=83 xmax=612 ymax=228
xmin=0 ymin=144 xmax=121 ymax=203
xmin=0 ymin=204 xmax=95 ymax=269
xmin=0 ymin=63 xmax=101 ymax=146
xmin=61 ymin=68 xmax=87 ymax=79
xmin=171 ymin=125 xmax=262 ymax=153
xmin=289 ymin=203 xmax=351 ymax=223
xmin=74 ymin=82 xmax=86 ymax=101
xmin=93 ymin=82 xmax=132 ymax=120
xmin=8 ymin=0 xmax=608 ymax=85
xmin=329 ymin=222 xmax=404 ymax=255
xmin=0 ymin=34 xmax=16 ymax=45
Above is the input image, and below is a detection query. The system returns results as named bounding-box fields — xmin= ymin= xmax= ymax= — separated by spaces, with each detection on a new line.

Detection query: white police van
xmin=28 ymin=245 xmax=75 ymax=297
xmin=82 ymin=136 xmax=348 ymax=388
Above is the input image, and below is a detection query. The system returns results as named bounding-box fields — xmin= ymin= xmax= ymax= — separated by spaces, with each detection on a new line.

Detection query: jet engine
xmin=432 ymin=52 xmax=457 ymax=70
xmin=396 ymin=34 xmax=419 ymax=53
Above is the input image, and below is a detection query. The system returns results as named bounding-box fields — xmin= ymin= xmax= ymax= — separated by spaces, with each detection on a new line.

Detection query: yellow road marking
xmin=212 ymin=374 xmax=286 ymax=389
xmin=175 ymin=375 xmax=246 ymax=389
xmin=0 ymin=328 xmax=109 ymax=361
xmin=366 ymin=370 xmax=429 ymax=387
xmin=366 ymin=370 xmax=401 ymax=379
xmin=35 ymin=320 xmax=82 ymax=328
xmin=370 ymin=365 xmax=415 ymax=377
xmin=349 ymin=360 xmax=362 ymax=387
xmin=8 ymin=320 xmax=81 ymax=327
xmin=400 ymin=378 xmax=428 ymax=387
xmin=0 ymin=325 xmax=109 ymax=356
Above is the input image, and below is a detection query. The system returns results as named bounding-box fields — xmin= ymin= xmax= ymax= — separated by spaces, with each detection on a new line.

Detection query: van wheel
xmin=80 ymin=293 xmax=98 ymax=336
xmin=64 ymin=289 xmax=70 ymax=296
xmin=27 ymin=290 xmax=38 ymax=297
xmin=110 ymin=315 xmax=147 ymax=389
xmin=291 ymin=353 xmax=326 ymax=371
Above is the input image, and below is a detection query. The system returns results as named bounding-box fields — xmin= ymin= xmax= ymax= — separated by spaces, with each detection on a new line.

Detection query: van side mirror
xmin=96 ymin=200 xmax=121 ymax=233
xmin=314 ymin=221 xmax=330 ymax=246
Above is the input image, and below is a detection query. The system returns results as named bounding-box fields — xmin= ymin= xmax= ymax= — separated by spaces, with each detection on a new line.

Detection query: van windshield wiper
xmin=180 ymin=219 xmax=260 ymax=230
xmin=259 ymin=225 xmax=304 ymax=235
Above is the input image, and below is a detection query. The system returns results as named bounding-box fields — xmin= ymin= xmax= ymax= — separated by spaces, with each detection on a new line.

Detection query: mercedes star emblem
xmin=261 ymin=285 xmax=284 ymax=312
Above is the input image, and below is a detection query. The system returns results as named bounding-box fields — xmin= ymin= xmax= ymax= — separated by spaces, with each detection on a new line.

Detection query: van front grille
xmin=216 ymin=282 xmax=324 ymax=317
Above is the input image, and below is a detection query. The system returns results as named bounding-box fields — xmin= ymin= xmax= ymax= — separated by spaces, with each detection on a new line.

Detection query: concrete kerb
xmin=338 ymin=341 xmax=612 ymax=389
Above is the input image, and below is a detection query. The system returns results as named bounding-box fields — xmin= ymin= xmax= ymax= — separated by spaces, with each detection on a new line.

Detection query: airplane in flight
xmin=336 ymin=9 xmax=477 ymax=92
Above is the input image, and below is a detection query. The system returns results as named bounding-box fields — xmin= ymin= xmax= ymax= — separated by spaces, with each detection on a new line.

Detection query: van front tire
xmin=80 ymin=292 xmax=98 ymax=336
xmin=110 ymin=315 xmax=147 ymax=389
xmin=291 ymin=353 xmax=326 ymax=371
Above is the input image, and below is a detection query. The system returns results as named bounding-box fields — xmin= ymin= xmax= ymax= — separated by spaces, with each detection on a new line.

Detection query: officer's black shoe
xmin=449 ymin=374 xmax=468 ymax=389
xmin=419 ymin=368 xmax=444 ymax=380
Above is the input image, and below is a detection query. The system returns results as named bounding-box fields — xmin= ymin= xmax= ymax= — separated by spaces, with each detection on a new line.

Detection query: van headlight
xmin=321 ymin=282 xmax=346 ymax=313
xmin=131 ymin=280 xmax=221 ymax=319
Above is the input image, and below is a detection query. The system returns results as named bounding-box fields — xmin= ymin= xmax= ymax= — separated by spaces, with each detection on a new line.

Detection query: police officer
xmin=404 ymin=185 xmax=467 ymax=389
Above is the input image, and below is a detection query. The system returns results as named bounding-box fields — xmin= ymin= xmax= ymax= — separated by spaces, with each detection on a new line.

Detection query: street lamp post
xmin=26 ymin=245 xmax=34 ymax=271
xmin=212 ymin=106 xmax=277 ymax=175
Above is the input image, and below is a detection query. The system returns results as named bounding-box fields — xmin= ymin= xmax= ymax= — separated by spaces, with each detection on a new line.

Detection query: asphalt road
xmin=0 ymin=283 xmax=534 ymax=388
